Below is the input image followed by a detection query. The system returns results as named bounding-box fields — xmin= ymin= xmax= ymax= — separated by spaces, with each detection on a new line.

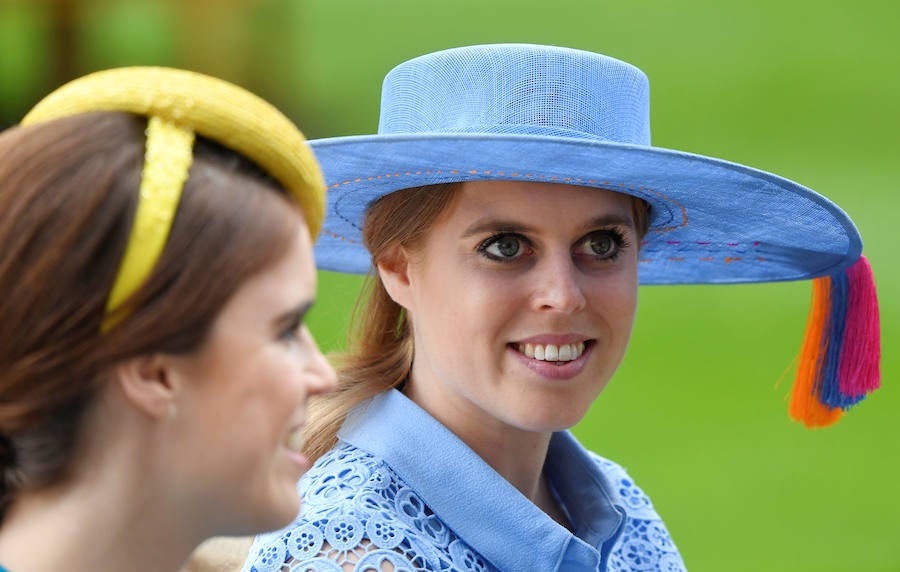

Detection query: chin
xmin=513 ymin=396 xmax=592 ymax=432
xmin=538 ymin=419 xmax=583 ymax=433
xmin=243 ymin=489 xmax=301 ymax=534
xmin=516 ymin=411 xmax=588 ymax=433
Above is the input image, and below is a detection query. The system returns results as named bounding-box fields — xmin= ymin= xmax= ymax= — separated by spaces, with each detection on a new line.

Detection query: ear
xmin=113 ymin=354 xmax=179 ymax=419
xmin=376 ymin=245 xmax=415 ymax=311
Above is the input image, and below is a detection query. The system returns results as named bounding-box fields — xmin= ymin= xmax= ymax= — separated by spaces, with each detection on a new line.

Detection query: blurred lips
xmin=282 ymin=423 xmax=310 ymax=472
xmin=284 ymin=425 xmax=304 ymax=453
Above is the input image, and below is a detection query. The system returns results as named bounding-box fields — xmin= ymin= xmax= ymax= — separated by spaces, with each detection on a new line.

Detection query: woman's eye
xmin=589 ymin=234 xmax=615 ymax=256
xmin=478 ymin=234 xmax=530 ymax=261
xmin=279 ymin=320 xmax=303 ymax=343
xmin=575 ymin=230 xmax=626 ymax=260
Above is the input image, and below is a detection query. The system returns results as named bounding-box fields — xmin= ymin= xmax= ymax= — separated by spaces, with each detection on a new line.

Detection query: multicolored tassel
xmin=790 ymin=255 xmax=881 ymax=428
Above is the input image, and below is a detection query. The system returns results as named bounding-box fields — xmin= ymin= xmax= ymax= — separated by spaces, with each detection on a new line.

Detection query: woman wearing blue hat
xmin=243 ymin=44 xmax=880 ymax=572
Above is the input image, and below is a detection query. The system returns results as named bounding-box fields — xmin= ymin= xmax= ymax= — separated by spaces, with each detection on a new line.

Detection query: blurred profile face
xmin=395 ymin=180 xmax=639 ymax=436
xmin=166 ymin=216 xmax=336 ymax=533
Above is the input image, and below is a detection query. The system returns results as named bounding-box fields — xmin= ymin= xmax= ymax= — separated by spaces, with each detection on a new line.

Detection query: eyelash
xmin=278 ymin=316 xmax=304 ymax=342
xmin=477 ymin=233 xmax=534 ymax=262
xmin=574 ymin=228 xmax=631 ymax=262
xmin=477 ymin=228 xmax=630 ymax=264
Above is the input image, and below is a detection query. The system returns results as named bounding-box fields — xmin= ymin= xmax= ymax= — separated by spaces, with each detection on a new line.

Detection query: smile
xmin=285 ymin=427 xmax=305 ymax=453
xmin=514 ymin=341 xmax=588 ymax=363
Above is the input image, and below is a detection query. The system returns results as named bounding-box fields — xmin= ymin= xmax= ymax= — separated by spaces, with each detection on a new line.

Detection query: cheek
xmin=423 ymin=275 xmax=514 ymax=341
xmin=264 ymin=351 xmax=310 ymax=403
xmin=228 ymin=351 xmax=308 ymax=423
xmin=615 ymin=280 xmax=639 ymax=317
xmin=590 ymin=273 xmax=639 ymax=322
xmin=615 ymin=290 xmax=639 ymax=342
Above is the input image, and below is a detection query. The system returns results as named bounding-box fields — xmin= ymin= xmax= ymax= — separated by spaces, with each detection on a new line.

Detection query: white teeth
xmin=544 ymin=344 xmax=558 ymax=361
xmin=516 ymin=342 xmax=586 ymax=362
xmin=285 ymin=428 xmax=304 ymax=453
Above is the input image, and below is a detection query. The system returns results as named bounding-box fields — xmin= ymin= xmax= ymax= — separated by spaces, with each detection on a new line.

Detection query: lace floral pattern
xmin=244 ymin=443 xmax=684 ymax=571
xmin=592 ymin=455 xmax=685 ymax=571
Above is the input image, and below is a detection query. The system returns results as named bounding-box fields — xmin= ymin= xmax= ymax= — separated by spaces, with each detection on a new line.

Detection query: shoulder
xmin=588 ymin=452 xmax=687 ymax=572
xmin=300 ymin=440 xmax=390 ymax=515
xmin=588 ymin=452 xmax=661 ymax=520
xmin=242 ymin=442 xmax=460 ymax=572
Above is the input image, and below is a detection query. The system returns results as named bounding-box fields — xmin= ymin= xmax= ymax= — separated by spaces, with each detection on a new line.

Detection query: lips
xmin=507 ymin=335 xmax=596 ymax=381
xmin=284 ymin=426 xmax=304 ymax=453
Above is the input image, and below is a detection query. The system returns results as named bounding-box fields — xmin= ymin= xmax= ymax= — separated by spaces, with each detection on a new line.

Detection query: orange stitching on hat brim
xmin=639 ymin=256 xmax=764 ymax=264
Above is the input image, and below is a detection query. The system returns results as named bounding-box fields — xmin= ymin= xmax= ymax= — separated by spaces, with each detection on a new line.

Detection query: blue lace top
xmin=244 ymin=390 xmax=685 ymax=571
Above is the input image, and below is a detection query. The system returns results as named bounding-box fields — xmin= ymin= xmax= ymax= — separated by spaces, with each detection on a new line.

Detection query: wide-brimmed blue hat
xmin=310 ymin=44 xmax=879 ymax=426
xmin=313 ymin=43 xmax=859 ymax=285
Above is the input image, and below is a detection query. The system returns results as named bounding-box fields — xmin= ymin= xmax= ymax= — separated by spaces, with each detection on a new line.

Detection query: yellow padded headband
xmin=21 ymin=67 xmax=325 ymax=329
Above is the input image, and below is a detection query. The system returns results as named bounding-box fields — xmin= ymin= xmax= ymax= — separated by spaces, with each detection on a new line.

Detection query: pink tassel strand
xmin=837 ymin=255 xmax=881 ymax=399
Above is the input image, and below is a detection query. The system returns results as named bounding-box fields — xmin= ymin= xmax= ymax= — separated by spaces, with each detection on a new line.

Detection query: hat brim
xmin=311 ymin=133 xmax=861 ymax=284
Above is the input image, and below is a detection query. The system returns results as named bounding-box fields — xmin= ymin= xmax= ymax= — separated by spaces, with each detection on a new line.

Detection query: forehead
xmin=214 ymin=221 xmax=315 ymax=322
xmin=448 ymin=180 xmax=635 ymax=224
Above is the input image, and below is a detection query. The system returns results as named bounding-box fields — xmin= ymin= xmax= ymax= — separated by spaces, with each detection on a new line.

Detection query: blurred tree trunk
xmin=173 ymin=0 xmax=305 ymax=119
xmin=22 ymin=0 xmax=304 ymax=121
xmin=47 ymin=0 xmax=78 ymax=87
xmin=176 ymin=0 xmax=259 ymax=82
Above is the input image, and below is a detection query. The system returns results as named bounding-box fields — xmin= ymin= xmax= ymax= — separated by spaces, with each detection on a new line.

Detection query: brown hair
xmin=302 ymin=182 xmax=650 ymax=462
xmin=0 ymin=112 xmax=303 ymax=518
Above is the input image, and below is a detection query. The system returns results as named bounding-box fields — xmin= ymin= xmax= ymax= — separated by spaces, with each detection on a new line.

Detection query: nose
xmin=304 ymin=330 xmax=338 ymax=395
xmin=530 ymin=253 xmax=587 ymax=314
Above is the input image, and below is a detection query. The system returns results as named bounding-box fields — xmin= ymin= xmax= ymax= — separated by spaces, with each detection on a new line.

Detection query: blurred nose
xmin=530 ymin=253 xmax=587 ymax=314
xmin=305 ymin=331 xmax=338 ymax=395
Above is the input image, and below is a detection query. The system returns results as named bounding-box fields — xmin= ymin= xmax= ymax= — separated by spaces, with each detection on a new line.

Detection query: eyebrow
xmin=461 ymin=213 xmax=636 ymax=238
xmin=274 ymin=299 xmax=315 ymax=328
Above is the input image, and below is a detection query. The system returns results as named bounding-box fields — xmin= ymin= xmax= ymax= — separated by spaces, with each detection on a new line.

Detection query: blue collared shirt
xmin=244 ymin=390 xmax=684 ymax=571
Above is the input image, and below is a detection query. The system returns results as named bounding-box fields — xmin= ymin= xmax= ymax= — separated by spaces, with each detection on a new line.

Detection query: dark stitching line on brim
xmin=326 ymin=169 xmax=689 ymax=243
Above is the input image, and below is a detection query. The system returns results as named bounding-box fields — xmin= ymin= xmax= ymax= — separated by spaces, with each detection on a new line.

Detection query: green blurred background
xmin=1 ymin=0 xmax=896 ymax=569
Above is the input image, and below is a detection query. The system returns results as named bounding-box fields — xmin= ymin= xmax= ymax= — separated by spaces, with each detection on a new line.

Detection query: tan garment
xmin=181 ymin=536 xmax=253 ymax=572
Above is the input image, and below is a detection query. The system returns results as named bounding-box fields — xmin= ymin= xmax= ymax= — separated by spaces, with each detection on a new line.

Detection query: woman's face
xmin=392 ymin=180 xmax=639 ymax=435
xmin=166 ymin=218 xmax=336 ymax=534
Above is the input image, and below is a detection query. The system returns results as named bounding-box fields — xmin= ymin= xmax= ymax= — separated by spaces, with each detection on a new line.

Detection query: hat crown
xmin=378 ymin=44 xmax=652 ymax=145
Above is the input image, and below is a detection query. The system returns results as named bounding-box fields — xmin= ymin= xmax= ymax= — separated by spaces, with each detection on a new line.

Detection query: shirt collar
xmin=545 ymin=431 xmax=626 ymax=549
xmin=338 ymin=389 xmax=625 ymax=571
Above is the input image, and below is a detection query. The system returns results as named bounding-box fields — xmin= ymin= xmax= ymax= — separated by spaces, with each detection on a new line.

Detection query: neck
xmin=462 ymin=423 xmax=568 ymax=528
xmin=402 ymin=381 xmax=553 ymax=506
xmin=0 ymin=464 xmax=200 ymax=572
xmin=465 ymin=417 xmax=552 ymax=500
xmin=0 ymin=405 xmax=208 ymax=572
